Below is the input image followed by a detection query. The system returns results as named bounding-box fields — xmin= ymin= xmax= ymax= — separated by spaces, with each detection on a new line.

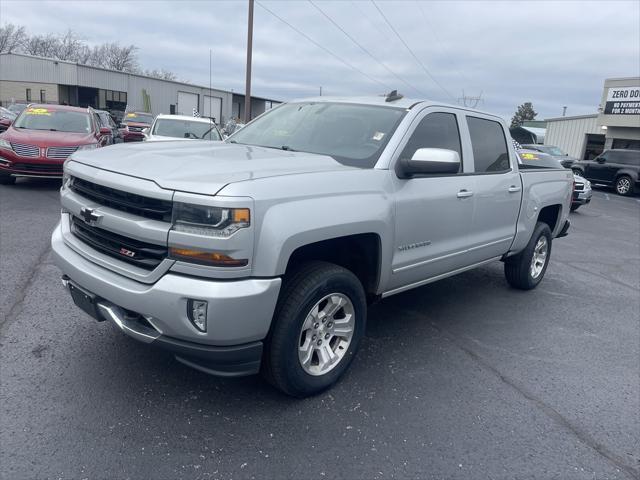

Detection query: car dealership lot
xmin=1 ymin=181 xmax=638 ymax=479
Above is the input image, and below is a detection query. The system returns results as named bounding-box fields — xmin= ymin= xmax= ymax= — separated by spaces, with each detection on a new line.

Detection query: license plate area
xmin=68 ymin=280 xmax=104 ymax=322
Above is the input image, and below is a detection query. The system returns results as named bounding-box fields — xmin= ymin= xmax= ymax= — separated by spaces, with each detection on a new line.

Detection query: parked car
xmin=571 ymin=174 xmax=592 ymax=211
xmin=144 ymin=114 xmax=222 ymax=142
xmin=119 ymin=112 xmax=154 ymax=142
xmin=0 ymin=107 xmax=17 ymax=132
xmin=7 ymin=103 xmax=28 ymax=116
xmin=0 ymin=104 xmax=111 ymax=184
xmin=52 ymin=95 xmax=572 ymax=397
xmin=571 ymin=149 xmax=640 ymax=196
xmin=521 ymin=144 xmax=577 ymax=169
xmin=95 ymin=110 xmax=122 ymax=145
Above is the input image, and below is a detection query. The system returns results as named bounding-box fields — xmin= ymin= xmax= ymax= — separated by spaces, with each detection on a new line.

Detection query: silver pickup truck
xmin=52 ymin=95 xmax=572 ymax=397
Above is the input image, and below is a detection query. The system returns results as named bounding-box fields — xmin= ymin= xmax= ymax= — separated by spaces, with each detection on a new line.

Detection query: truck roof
xmin=287 ymin=95 xmax=501 ymax=119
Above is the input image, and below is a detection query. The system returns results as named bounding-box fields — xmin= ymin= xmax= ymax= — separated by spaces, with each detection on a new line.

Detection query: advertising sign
xmin=604 ymin=86 xmax=640 ymax=115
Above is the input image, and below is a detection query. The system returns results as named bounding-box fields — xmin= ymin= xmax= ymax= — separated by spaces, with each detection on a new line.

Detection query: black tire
xmin=615 ymin=175 xmax=634 ymax=196
xmin=504 ymin=222 xmax=552 ymax=290
xmin=262 ymin=261 xmax=366 ymax=397
xmin=570 ymin=204 xmax=580 ymax=212
xmin=0 ymin=174 xmax=15 ymax=185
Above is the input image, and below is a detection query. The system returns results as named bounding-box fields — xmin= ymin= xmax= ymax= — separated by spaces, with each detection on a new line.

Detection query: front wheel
xmin=262 ymin=261 xmax=366 ymax=397
xmin=615 ymin=175 xmax=633 ymax=196
xmin=570 ymin=204 xmax=580 ymax=212
xmin=504 ymin=222 xmax=552 ymax=290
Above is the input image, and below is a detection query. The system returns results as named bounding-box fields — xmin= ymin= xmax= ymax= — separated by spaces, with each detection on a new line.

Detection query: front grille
xmin=10 ymin=143 xmax=39 ymax=158
xmin=12 ymin=163 xmax=63 ymax=173
xmin=71 ymin=216 xmax=167 ymax=270
xmin=574 ymin=183 xmax=584 ymax=191
xmin=70 ymin=177 xmax=173 ymax=222
xmin=47 ymin=146 xmax=78 ymax=159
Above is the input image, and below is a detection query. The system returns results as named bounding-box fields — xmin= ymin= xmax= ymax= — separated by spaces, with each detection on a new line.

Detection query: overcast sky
xmin=2 ymin=0 xmax=639 ymax=119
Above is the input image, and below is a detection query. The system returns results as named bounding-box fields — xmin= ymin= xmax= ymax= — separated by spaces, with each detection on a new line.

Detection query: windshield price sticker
xmin=521 ymin=153 xmax=539 ymax=160
xmin=25 ymin=108 xmax=52 ymax=116
xmin=605 ymin=86 xmax=640 ymax=115
xmin=126 ymin=113 xmax=137 ymax=118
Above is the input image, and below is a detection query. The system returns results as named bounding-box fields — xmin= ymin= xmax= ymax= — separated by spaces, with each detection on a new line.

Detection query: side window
xmin=597 ymin=152 xmax=608 ymax=163
xmin=467 ymin=116 xmax=510 ymax=173
xmin=400 ymin=112 xmax=462 ymax=170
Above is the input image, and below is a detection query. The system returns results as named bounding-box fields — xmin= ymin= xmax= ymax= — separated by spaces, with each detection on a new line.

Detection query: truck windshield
xmin=153 ymin=119 xmax=221 ymax=140
xmin=13 ymin=107 xmax=92 ymax=133
xmin=228 ymin=102 xmax=407 ymax=168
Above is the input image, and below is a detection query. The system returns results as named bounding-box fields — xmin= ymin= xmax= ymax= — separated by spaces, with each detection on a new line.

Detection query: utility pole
xmin=319 ymin=86 xmax=322 ymax=96
xmin=244 ymin=0 xmax=254 ymax=123
xmin=562 ymin=106 xmax=567 ymax=117
xmin=458 ymin=90 xmax=484 ymax=109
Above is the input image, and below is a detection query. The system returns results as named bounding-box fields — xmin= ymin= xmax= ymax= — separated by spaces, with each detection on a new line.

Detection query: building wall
xmin=0 ymin=80 xmax=59 ymax=104
xmin=597 ymin=77 xmax=640 ymax=129
xmin=0 ymin=53 xmax=274 ymax=125
xmin=544 ymin=115 xmax=600 ymax=158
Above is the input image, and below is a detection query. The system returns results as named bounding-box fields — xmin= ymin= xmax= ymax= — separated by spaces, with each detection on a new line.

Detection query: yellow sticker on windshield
xmin=521 ymin=153 xmax=539 ymax=160
xmin=25 ymin=108 xmax=51 ymax=116
xmin=126 ymin=113 xmax=136 ymax=117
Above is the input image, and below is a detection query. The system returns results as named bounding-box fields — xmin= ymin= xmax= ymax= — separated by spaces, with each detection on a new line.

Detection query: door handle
xmin=508 ymin=185 xmax=522 ymax=193
xmin=457 ymin=189 xmax=474 ymax=198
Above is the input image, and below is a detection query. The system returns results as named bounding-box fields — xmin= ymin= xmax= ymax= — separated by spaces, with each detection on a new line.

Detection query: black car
xmin=95 ymin=110 xmax=122 ymax=145
xmin=572 ymin=149 xmax=640 ymax=196
xmin=522 ymin=144 xmax=577 ymax=169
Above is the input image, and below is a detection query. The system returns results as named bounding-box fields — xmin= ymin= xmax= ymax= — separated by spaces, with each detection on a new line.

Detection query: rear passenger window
xmin=467 ymin=116 xmax=510 ymax=173
xmin=400 ymin=112 xmax=462 ymax=169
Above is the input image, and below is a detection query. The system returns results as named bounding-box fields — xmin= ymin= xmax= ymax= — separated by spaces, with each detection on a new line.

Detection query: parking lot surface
xmin=1 ymin=179 xmax=639 ymax=480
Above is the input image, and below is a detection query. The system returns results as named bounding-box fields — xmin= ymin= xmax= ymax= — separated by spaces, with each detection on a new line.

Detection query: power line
xmin=256 ymin=1 xmax=393 ymax=92
xmin=309 ymin=0 xmax=425 ymax=97
xmin=371 ymin=0 xmax=455 ymax=102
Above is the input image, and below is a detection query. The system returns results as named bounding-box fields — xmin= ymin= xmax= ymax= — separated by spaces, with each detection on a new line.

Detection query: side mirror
xmin=397 ymin=148 xmax=461 ymax=178
xmin=99 ymin=127 xmax=111 ymax=135
xmin=142 ymin=128 xmax=149 ymax=135
xmin=596 ymin=157 xmax=605 ymax=164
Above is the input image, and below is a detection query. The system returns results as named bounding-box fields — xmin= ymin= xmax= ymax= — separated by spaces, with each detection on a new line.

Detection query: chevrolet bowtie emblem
xmin=80 ymin=207 xmax=102 ymax=226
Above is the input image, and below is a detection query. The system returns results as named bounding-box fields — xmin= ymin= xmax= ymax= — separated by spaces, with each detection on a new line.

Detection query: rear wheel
xmin=570 ymin=204 xmax=580 ymax=212
xmin=504 ymin=222 xmax=552 ymax=290
xmin=615 ymin=175 xmax=633 ymax=196
xmin=262 ymin=261 xmax=366 ymax=397
xmin=0 ymin=173 xmax=15 ymax=185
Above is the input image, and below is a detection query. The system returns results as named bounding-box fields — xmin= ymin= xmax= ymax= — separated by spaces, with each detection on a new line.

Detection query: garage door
xmin=203 ymin=95 xmax=222 ymax=123
xmin=177 ymin=91 xmax=199 ymax=116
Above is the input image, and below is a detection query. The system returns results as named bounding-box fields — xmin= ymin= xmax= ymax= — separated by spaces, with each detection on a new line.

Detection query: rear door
xmin=388 ymin=108 xmax=475 ymax=292
xmin=585 ymin=152 xmax=612 ymax=183
xmin=462 ymin=115 xmax=521 ymax=263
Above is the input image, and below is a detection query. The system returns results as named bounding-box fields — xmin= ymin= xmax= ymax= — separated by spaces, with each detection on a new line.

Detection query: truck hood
xmin=69 ymin=141 xmax=354 ymax=195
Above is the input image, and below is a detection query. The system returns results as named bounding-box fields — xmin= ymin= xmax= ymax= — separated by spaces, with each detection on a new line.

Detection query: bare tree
xmin=0 ymin=23 xmax=26 ymax=52
xmin=99 ymin=43 xmax=138 ymax=72
xmin=142 ymin=68 xmax=178 ymax=81
xmin=54 ymin=29 xmax=84 ymax=61
xmin=21 ymin=34 xmax=60 ymax=58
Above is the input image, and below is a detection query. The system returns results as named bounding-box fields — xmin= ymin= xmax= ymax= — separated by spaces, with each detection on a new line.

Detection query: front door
xmin=585 ymin=152 xmax=612 ymax=183
xmin=388 ymin=109 xmax=475 ymax=292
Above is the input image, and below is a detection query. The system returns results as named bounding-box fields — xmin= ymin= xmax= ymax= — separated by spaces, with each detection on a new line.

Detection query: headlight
xmin=61 ymin=172 xmax=72 ymax=190
xmin=77 ymin=143 xmax=99 ymax=151
xmin=0 ymin=139 xmax=12 ymax=151
xmin=171 ymin=203 xmax=250 ymax=237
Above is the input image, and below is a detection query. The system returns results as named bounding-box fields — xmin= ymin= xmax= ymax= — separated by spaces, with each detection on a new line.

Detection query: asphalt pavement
xmin=1 ymin=179 xmax=638 ymax=480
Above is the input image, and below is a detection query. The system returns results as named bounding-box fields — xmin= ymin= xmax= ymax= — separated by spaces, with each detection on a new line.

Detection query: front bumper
xmin=51 ymin=222 xmax=281 ymax=376
xmin=572 ymin=187 xmax=593 ymax=206
xmin=0 ymin=150 xmax=64 ymax=177
xmin=121 ymin=131 xmax=145 ymax=142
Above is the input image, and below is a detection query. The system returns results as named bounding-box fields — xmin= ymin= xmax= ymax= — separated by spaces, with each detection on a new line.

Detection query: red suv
xmin=0 ymin=105 xmax=110 ymax=184
xmin=119 ymin=112 xmax=154 ymax=142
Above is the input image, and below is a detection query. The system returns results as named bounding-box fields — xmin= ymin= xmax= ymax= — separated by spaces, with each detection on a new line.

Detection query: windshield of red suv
xmin=228 ymin=102 xmax=406 ymax=168
xmin=123 ymin=112 xmax=153 ymax=124
xmin=13 ymin=107 xmax=92 ymax=133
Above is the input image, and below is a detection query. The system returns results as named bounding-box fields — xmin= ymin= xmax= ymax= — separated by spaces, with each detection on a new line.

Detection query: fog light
xmin=188 ymin=299 xmax=208 ymax=332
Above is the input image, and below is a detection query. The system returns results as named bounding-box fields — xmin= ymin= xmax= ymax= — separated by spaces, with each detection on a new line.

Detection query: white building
xmin=0 ymin=52 xmax=279 ymax=124
xmin=544 ymin=77 xmax=640 ymax=159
